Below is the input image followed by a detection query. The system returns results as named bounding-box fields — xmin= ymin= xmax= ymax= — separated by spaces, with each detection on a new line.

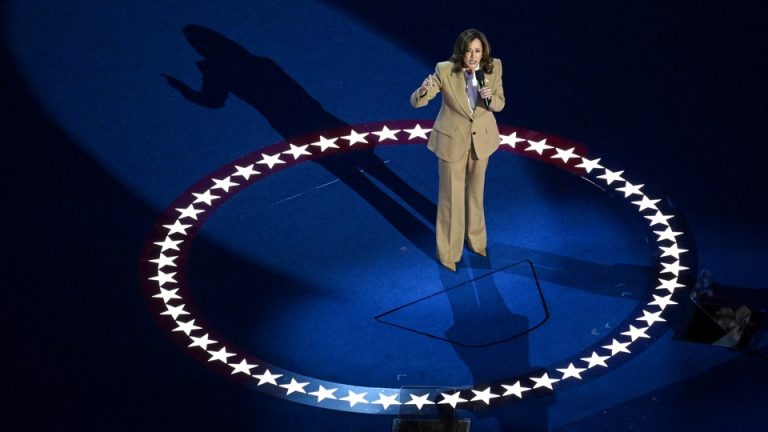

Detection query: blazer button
xmin=472 ymin=131 xmax=476 ymax=135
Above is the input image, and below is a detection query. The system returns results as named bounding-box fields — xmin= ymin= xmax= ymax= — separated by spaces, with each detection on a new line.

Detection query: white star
xmin=501 ymin=381 xmax=531 ymax=398
xmin=310 ymin=135 xmax=340 ymax=152
xmin=149 ymin=253 xmax=177 ymax=269
xmin=597 ymin=168 xmax=624 ymax=185
xmin=557 ymin=363 xmax=587 ymax=380
xmin=211 ymin=177 xmax=239 ymax=193
xmin=340 ymin=390 xmax=369 ymax=407
xmin=616 ymin=181 xmax=644 ymax=198
xmin=471 ymin=387 xmax=500 ymax=404
xmin=149 ymin=270 xmax=177 ymax=286
xmin=581 ymin=352 xmax=610 ymax=368
xmin=176 ymin=204 xmax=205 ymax=220
xmin=659 ymin=244 xmax=688 ymax=259
xmin=621 ymin=325 xmax=651 ymax=341
xmin=645 ymin=211 xmax=674 ymax=227
xmin=602 ymin=338 xmax=632 ymax=355
xmin=405 ymin=393 xmax=434 ymax=410
xmin=438 ymin=392 xmax=467 ymax=408
xmin=372 ymin=125 xmax=401 ymax=141
xmin=632 ymin=196 xmax=660 ymax=211
xmin=188 ymin=333 xmax=217 ymax=350
xmin=525 ymin=138 xmax=553 ymax=155
xmin=576 ymin=157 xmax=603 ymax=173
xmin=152 ymin=287 xmax=181 ymax=303
xmin=654 ymin=227 xmax=683 ymax=242
xmin=207 ymin=346 xmax=235 ymax=364
xmin=233 ymin=164 xmax=260 ymax=180
xmin=163 ymin=220 xmax=193 ymax=235
xmin=280 ymin=378 xmax=309 ymax=395
xmin=172 ymin=319 xmax=201 ymax=335
xmin=649 ymin=293 xmax=678 ymax=310
xmin=192 ymin=190 xmax=221 ymax=206
xmin=403 ymin=124 xmax=431 ymax=140
xmin=637 ymin=309 xmax=666 ymax=325
xmin=282 ymin=143 xmax=312 ymax=159
xmin=309 ymin=386 xmax=339 ymax=402
xmin=341 ymin=129 xmax=370 ymax=145
xmin=230 ymin=358 xmax=258 ymax=375
xmin=257 ymin=152 xmax=285 ymax=169
xmin=656 ymin=277 xmax=685 ymax=293
xmin=551 ymin=147 xmax=579 ymax=163
xmin=254 ymin=369 xmax=282 ymax=386
xmin=372 ymin=393 xmax=401 ymax=409
xmin=661 ymin=260 xmax=689 ymax=276
xmin=530 ymin=373 xmax=560 ymax=390
xmin=500 ymin=131 xmax=526 ymax=148
xmin=154 ymin=236 xmax=182 ymax=252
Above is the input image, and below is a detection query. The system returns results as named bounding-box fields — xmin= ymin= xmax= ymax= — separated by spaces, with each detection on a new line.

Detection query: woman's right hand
xmin=418 ymin=74 xmax=436 ymax=96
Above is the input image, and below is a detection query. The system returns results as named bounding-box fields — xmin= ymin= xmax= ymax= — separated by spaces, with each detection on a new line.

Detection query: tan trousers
xmin=436 ymin=145 xmax=489 ymax=264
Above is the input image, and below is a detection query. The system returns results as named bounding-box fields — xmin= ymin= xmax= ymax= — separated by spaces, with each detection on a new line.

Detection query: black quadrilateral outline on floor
xmin=374 ymin=260 xmax=550 ymax=347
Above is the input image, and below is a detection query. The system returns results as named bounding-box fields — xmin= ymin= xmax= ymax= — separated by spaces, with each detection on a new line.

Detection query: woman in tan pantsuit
xmin=410 ymin=28 xmax=505 ymax=272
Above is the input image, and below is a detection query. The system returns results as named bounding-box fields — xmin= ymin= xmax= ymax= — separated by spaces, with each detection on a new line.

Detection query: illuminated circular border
xmin=140 ymin=120 xmax=690 ymax=414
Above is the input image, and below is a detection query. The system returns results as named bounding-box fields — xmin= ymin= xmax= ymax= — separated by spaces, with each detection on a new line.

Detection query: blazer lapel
xmin=447 ymin=70 xmax=473 ymax=118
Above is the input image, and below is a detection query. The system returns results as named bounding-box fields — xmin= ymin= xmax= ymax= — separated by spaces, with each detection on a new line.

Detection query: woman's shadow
xmin=162 ymin=24 xmax=437 ymax=256
xmin=439 ymin=254 xmax=551 ymax=431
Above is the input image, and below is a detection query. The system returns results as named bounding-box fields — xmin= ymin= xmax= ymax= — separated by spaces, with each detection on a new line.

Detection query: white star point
xmin=581 ymin=352 xmax=610 ymax=368
xmin=230 ymin=358 xmax=258 ymax=375
xmin=403 ymin=124 xmax=431 ymax=140
xmin=372 ymin=393 xmax=401 ymax=409
xmin=557 ymin=363 xmax=587 ymax=380
xmin=310 ymin=135 xmax=340 ymax=152
xmin=551 ymin=147 xmax=579 ymax=163
xmin=207 ymin=346 xmax=235 ymax=364
xmin=500 ymin=131 xmax=526 ymax=148
xmin=176 ymin=204 xmax=205 ymax=220
xmin=280 ymin=378 xmax=310 ymax=395
xmin=254 ymin=369 xmax=282 ymax=386
xmin=530 ymin=373 xmax=560 ymax=390
xmin=341 ymin=129 xmax=370 ymax=146
xmin=404 ymin=393 xmax=435 ymax=410
xmin=257 ymin=152 xmax=285 ymax=169
xmin=211 ymin=177 xmax=239 ymax=193
xmin=576 ymin=157 xmax=603 ymax=173
xmin=603 ymin=338 xmax=632 ymax=355
xmin=637 ymin=309 xmax=666 ymax=325
xmin=233 ymin=164 xmax=260 ymax=180
xmin=309 ymin=386 xmax=338 ymax=402
xmin=340 ymin=390 xmax=369 ymax=407
xmin=597 ymin=168 xmax=624 ymax=185
xmin=470 ymin=387 xmax=501 ymax=404
xmin=372 ymin=125 xmax=401 ymax=142
xmin=438 ymin=392 xmax=467 ymax=408
xmin=501 ymin=381 xmax=531 ymax=398
xmin=621 ymin=325 xmax=651 ymax=341
xmin=525 ymin=138 xmax=553 ymax=155
xmin=188 ymin=333 xmax=217 ymax=350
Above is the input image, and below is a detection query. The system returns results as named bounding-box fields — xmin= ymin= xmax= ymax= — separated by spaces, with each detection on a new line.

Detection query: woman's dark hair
xmin=449 ymin=29 xmax=494 ymax=74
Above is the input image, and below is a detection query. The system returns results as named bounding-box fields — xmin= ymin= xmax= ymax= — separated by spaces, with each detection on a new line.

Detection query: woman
xmin=410 ymin=28 xmax=505 ymax=272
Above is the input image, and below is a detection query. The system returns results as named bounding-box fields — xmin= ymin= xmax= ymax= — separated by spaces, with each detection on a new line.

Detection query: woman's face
xmin=463 ymin=38 xmax=483 ymax=69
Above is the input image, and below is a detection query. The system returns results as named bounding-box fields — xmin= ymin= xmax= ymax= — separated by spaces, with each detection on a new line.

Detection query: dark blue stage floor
xmin=5 ymin=1 xmax=767 ymax=431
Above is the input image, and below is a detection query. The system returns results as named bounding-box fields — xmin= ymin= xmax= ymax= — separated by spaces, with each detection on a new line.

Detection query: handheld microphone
xmin=475 ymin=69 xmax=490 ymax=107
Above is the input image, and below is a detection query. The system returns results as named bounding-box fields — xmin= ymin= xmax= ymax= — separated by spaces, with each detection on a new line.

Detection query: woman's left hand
xmin=479 ymin=86 xmax=493 ymax=100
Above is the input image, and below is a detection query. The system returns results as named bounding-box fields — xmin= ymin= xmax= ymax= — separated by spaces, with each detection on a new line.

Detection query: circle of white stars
xmin=145 ymin=121 xmax=689 ymax=413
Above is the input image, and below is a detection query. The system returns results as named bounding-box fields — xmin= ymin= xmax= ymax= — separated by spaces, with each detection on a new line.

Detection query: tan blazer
xmin=411 ymin=58 xmax=505 ymax=162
